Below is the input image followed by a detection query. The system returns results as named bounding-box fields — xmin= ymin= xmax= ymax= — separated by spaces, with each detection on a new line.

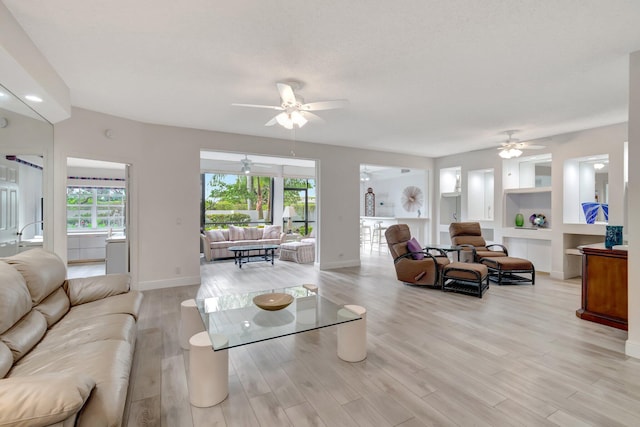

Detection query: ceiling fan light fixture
xmin=290 ymin=110 xmax=307 ymax=128
xmin=275 ymin=112 xmax=293 ymax=129
xmin=499 ymin=149 xmax=512 ymax=159
xmin=498 ymin=147 xmax=523 ymax=159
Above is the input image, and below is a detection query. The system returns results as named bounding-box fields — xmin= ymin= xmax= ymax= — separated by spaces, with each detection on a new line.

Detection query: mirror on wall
xmin=0 ymin=84 xmax=52 ymax=256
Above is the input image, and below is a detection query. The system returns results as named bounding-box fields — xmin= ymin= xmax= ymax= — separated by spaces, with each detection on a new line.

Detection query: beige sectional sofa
xmin=201 ymin=224 xmax=285 ymax=261
xmin=0 ymin=248 xmax=143 ymax=427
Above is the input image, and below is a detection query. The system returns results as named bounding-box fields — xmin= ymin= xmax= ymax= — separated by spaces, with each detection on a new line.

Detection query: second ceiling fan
xmin=232 ymin=81 xmax=349 ymax=129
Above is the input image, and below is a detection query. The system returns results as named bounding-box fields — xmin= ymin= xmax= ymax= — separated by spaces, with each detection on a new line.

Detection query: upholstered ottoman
xmin=480 ymin=257 xmax=535 ymax=286
xmin=279 ymin=242 xmax=315 ymax=264
xmin=442 ymin=262 xmax=489 ymax=298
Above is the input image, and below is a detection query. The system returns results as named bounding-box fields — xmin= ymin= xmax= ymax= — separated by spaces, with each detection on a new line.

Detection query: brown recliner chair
xmin=385 ymin=224 xmax=450 ymax=287
xmin=449 ymin=222 xmax=508 ymax=263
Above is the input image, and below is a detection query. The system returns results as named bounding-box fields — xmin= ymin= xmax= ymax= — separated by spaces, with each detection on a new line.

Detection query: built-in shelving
xmin=467 ymin=168 xmax=494 ymax=221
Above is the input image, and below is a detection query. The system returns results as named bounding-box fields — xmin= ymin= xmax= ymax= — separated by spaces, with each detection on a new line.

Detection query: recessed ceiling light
xmin=24 ymin=94 xmax=43 ymax=103
xmin=0 ymin=92 xmax=6 ymax=97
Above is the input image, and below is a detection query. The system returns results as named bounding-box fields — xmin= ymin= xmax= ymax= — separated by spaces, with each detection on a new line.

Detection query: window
xmin=67 ymin=187 xmax=125 ymax=231
xmin=283 ymin=178 xmax=316 ymax=235
xmin=202 ymin=173 xmax=273 ymax=229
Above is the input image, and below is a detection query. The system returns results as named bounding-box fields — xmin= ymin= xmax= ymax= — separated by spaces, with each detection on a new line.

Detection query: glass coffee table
xmin=196 ymin=285 xmax=361 ymax=350
xmin=188 ymin=285 xmax=365 ymax=406
xmin=228 ymin=244 xmax=279 ymax=268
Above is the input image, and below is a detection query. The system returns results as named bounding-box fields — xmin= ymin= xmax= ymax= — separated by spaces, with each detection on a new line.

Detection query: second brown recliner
xmin=385 ymin=224 xmax=450 ymax=287
xmin=449 ymin=221 xmax=535 ymax=286
xmin=449 ymin=222 xmax=508 ymax=262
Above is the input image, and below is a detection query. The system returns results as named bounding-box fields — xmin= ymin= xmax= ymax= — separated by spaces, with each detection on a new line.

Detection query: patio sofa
xmin=0 ymin=248 xmax=143 ymax=427
xmin=201 ymin=224 xmax=286 ymax=261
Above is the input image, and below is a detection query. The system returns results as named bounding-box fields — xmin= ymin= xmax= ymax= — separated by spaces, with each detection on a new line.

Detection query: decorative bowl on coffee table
xmin=253 ymin=293 xmax=294 ymax=311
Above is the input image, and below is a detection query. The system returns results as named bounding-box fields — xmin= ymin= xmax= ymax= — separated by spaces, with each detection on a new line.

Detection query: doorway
xmin=66 ymin=157 xmax=130 ymax=277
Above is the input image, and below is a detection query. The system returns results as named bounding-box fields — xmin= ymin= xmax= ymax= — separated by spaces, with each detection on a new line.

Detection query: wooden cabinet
xmin=576 ymin=243 xmax=627 ymax=330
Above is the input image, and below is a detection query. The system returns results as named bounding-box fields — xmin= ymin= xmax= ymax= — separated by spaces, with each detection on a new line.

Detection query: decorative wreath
xmin=401 ymin=186 xmax=423 ymax=212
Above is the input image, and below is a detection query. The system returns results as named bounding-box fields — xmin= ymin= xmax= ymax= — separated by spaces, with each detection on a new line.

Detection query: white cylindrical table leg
xmin=180 ymin=299 xmax=205 ymax=350
xmin=337 ymin=305 xmax=367 ymax=362
xmin=188 ymin=332 xmax=229 ymax=407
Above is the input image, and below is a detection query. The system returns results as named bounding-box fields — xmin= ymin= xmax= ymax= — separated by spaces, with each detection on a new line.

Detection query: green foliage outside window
xmin=67 ymin=187 xmax=125 ymax=230
xmin=207 ymin=174 xmax=272 ymax=219
xmin=205 ymin=213 xmax=251 ymax=229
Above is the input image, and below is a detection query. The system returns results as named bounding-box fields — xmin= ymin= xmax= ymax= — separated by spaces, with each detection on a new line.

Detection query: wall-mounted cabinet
xmin=467 ymin=169 xmax=494 ymax=220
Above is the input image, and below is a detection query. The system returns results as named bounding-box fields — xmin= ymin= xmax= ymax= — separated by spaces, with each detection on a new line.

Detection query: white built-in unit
xmin=502 ymin=187 xmax=553 ymax=272
xmin=467 ymin=169 xmax=494 ymax=221
xmin=438 ymin=166 xmax=461 ymax=244
xmin=68 ymin=233 xmax=107 ymax=262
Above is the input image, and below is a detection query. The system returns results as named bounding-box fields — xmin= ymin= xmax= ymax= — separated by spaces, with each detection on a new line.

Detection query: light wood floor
xmin=123 ymin=250 xmax=640 ymax=427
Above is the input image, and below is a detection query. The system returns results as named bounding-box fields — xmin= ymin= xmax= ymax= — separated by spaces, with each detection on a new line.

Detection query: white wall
xmin=54 ymin=107 xmax=434 ymax=290
xmin=434 ymin=122 xmax=626 ymax=277
xmin=627 ymin=50 xmax=640 ymax=359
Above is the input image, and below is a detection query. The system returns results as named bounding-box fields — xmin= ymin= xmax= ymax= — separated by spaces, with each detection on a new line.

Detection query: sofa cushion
xmin=244 ymin=227 xmax=263 ymax=240
xmin=3 ymin=249 xmax=66 ymax=305
xmin=228 ymin=225 xmax=245 ymax=240
xmin=62 ymin=291 xmax=144 ymax=323
xmin=0 ymin=372 xmax=96 ymax=427
xmin=10 ymin=339 xmax=133 ymax=427
xmin=38 ymin=313 xmax=136 ymax=351
xmin=64 ymin=274 xmax=130 ymax=306
xmin=0 ymin=262 xmax=32 ymax=335
xmin=263 ymin=225 xmax=282 ymax=239
xmin=34 ymin=287 xmax=70 ymax=328
xmin=205 ymin=229 xmax=226 ymax=242
xmin=0 ymin=342 xmax=11 ymax=378
xmin=0 ymin=310 xmax=47 ymax=362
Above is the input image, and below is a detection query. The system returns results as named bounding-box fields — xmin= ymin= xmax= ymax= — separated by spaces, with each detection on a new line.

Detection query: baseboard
xmin=137 ymin=275 xmax=201 ymax=291
xmin=550 ymin=270 xmax=565 ymax=280
xmin=319 ymin=258 xmax=361 ymax=270
xmin=625 ymin=339 xmax=640 ymax=360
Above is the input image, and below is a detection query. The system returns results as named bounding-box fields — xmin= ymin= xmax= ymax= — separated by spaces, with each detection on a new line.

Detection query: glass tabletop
xmin=196 ymin=286 xmax=361 ymax=350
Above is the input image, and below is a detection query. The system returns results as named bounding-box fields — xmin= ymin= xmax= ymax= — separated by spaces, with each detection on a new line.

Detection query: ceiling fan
xmin=240 ymin=155 xmax=272 ymax=174
xmin=232 ymin=81 xmax=349 ymax=130
xmin=497 ymin=130 xmax=545 ymax=159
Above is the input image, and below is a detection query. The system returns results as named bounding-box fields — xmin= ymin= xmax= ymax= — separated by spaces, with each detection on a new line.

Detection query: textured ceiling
xmin=5 ymin=1 xmax=640 ymax=157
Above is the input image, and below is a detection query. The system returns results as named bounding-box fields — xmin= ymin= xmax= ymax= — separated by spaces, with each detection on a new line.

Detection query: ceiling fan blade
xmin=232 ymin=103 xmax=283 ymax=110
xmin=277 ymin=83 xmax=297 ymax=105
xmin=524 ymin=145 xmax=546 ymax=150
xmin=265 ymin=115 xmax=279 ymax=126
xmin=303 ymin=111 xmax=325 ymax=123
xmin=301 ymin=99 xmax=350 ymax=111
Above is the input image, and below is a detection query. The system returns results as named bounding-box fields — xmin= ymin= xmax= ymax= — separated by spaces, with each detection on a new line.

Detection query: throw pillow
xmin=262 ymin=225 xmax=282 ymax=239
xmin=205 ymin=229 xmax=225 ymax=242
xmin=228 ymin=225 xmax=245 ymax=241
xmin=244 ymin=227 xmax=263 ymax=240
xmin=406 ymin=237 xmax=424 ymax=260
